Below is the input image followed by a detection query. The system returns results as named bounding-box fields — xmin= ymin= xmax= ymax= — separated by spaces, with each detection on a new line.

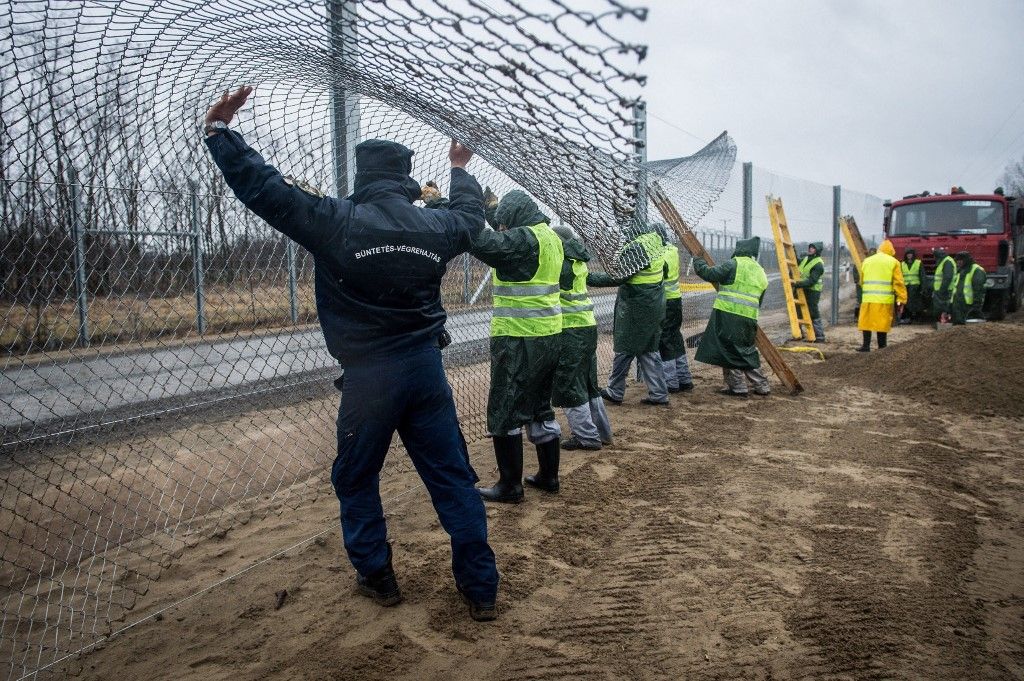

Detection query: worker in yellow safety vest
xmin=950 ymin=251 xmax=987 ymax=325
xmin=899 ymin=249 xmax=922 ymax=324
xmin=857 ymin=240 xmax=907 ymax=352
xmin=931 ymin=247 xmax=956 ymax=323
xmin=471 ymin=190 xmax=564 ymax=503
xmin=658 ymin=236 xmax=695 ymax=392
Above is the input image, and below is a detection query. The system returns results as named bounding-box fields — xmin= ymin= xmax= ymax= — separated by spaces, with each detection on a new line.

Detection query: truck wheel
xmin=986 ymin=290 xmax=1007 ymax=321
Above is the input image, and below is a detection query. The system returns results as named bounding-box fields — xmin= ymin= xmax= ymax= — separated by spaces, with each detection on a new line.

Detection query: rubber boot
xmin=524 ymin=438 xmax=560 ymax=493
xmin=478 ymin=434 xmax=524 ymax=503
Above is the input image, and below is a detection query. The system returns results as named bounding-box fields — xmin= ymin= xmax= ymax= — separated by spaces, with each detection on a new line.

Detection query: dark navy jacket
xmin=205 ymin=130 xmax=485 ymax=366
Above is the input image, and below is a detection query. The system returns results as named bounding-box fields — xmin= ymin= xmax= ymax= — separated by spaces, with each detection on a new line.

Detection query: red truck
xmin=883 ymin=190 xmax=1024 ymax=319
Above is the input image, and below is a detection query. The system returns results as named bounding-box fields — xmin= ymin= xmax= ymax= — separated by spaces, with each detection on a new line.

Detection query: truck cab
xmin=883 ymin=191 xmax=1024 ymax=319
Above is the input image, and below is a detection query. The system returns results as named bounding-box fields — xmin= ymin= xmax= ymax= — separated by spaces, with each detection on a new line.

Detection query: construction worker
xmin=550 ymin=226 xmax=613 ymax=451
xmin=588 ymin=225 xmax=669 ymax=406
xmin=693 ymin=236 xmax=771 ymax=398
xmin=472 ymin=190 xmax=563 ymax=502
xmin=659 ymin=234 xmax=694 ymax=392
xmin=202 ymin=87 xmax=499 ymax=620
xmin=857 ymin=240 xmax=907 ymax=352
xmin=899 ymin=248 xmax=922 ymax=324
xmin=931 ymin=247 xmax=956 ymax=322
xmin=793 ymin=241 xmax=826 ymax=342
xmin=950 ymin=251 xmax=987 ymax=324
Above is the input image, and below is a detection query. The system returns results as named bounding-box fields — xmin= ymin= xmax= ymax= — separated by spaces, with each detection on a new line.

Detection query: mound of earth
xmin=810 ymin=321 xmax=1024 ymax=418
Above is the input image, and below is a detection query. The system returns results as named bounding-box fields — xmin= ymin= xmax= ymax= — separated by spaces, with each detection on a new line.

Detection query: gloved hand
xmin=483 ymin=186 xmax=498 ymax=209
xmin=420 ymin=180 xmax=442 ymax=204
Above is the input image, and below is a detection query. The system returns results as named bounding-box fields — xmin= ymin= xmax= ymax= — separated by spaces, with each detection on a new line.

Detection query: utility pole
xmin=328 ymin=0 xmax=360 ymax=198
xmin=632 ymin=100 xmax=648 ymax=227
xmin=741 ymin=161 xmax=753 ymax=239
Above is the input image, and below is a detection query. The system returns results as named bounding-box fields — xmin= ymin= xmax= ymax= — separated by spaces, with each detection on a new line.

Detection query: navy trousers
xmin=330 ymin=344 xmax=498 ymax=603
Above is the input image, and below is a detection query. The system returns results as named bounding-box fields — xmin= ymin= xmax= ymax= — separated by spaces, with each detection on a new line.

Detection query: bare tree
xmin=999 ymin=155 xmax=1024 ymax=197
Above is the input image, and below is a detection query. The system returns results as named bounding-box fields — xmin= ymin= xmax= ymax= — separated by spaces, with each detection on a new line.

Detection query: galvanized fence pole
xmin=742 ymin=161 xmax=753 ymax=239
xmin=190 ymin=183 xmax=207 ymax=335
xmin=462 ymin=252 xmax=470 ymax=304
xmin=831 ymin=185 xmax=841 ymax=325
xmin=286 ymin=240 xmax=299 ymax=324
xmin=69 ymin=168 xmax=90 ymax=348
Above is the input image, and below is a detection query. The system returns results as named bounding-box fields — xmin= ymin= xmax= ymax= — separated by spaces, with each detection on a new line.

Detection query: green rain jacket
xmin=793 ymin=241 xmax=824 ymax=321
xmin=472 ymin=191 xmax=561 ymax=433
xmin=587 ymin=232 xmax=666 ymax=355
xmin=950 ymin=253 xmax=987 ymax=325
xmin=552 ymin=237 xmax=601 ymax=408
xmin=693 ymin=236 xmax=765 ymax=370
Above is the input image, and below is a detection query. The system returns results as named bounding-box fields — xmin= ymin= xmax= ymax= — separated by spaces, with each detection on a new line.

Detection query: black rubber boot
xmin=857 ymin=330 xmax=871 ymax=352
xmin=877 ymin=332 xmax=888 ymax=349
xmin=356 ymin=544 xmax=403 ymax=607
xmin=478 ymin=434 xmax=524 ymax=503
xmin=524 ymin=438 xmax=560 ymax=493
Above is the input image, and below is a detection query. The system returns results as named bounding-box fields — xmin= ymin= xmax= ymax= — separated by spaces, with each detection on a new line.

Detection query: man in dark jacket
xmin=203 ymin=87 xmax=498 ymax=621
xmin=551 ymin=226 xmax=612 ymax=451
xmin=931 ymin=247 xmax=956 ymax=322
xmin=693 ymin=236 xmax=771 ymax=397
xmin=950 ymin=251 xmax=986 ymax=324
xmin=793 ymin=241 xmax=826 ymax=342
xmin=588 ymin=226 xmax=669 ymax=406
xmin=472 ymin=191 xmax=563 ymax=502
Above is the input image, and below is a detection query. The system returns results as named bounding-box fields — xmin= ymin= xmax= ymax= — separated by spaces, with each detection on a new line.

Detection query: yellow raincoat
xmin=857 ymin=240 xmax=907 ymax=333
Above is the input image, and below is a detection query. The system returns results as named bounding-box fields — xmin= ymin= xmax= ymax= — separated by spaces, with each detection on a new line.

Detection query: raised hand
xmin=205 ymin=86 xmax=253 ymax=126
xmin=449 ymin=139 xmax=473 ymax=169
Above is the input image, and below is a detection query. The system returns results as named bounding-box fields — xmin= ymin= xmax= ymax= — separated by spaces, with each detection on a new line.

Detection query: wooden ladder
xmin=767 ymin=195 xmax=815 ymax=342
xmin=840 ymin=215 xmax=868 ymax=272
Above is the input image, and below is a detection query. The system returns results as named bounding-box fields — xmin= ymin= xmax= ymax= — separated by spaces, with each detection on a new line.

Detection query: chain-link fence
xmin=0 ymin=1 xmax=888 ymax=678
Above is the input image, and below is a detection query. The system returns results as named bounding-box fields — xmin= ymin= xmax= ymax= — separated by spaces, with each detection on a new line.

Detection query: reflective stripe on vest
xmin=860 ymin=254 xmax=896 ymax=304
xmin=952 ymin=263 xmax=985 ymax=306
xmin=626 ymin=232 xmax=665 ymax=285
xmin=663 ymin=243 xmax=682 ymax=300
xmin=798 ymin=255 xmax=824 ymax=292
xmin=901 ymin=259 xmax=921 ymax=286
xmin=491 ymin=223 xmax=563 ymax=337
xmin=933 ymin=256 xmax=956 ymax=292
xmin=560 ymin=259 xmax=597 ymax=328
xmin=712 ymin=256 xmax=768 ymax=320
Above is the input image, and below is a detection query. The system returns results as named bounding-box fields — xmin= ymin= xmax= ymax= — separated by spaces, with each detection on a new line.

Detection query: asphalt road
xmin=1 ymin=277 xmax=793 ymax=433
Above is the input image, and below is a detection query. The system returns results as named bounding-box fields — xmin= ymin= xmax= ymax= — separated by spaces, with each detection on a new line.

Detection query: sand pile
xmin=811 ymin=321 xmax=1024 ymax=418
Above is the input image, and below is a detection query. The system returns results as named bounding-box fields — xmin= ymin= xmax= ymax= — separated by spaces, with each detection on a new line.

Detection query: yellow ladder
xmin=840 ymin=215 xmax=868 ymax=272
xmin=767 ymin=195 xmax=815 ymax=341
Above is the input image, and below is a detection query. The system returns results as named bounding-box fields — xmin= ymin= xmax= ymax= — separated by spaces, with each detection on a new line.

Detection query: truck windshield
xmin=890 ymin=200 xmax=1004 ymax=235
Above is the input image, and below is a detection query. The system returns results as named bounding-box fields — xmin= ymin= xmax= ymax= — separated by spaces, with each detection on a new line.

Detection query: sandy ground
xmin=55 ymin=316 xmax=1024 ymax=680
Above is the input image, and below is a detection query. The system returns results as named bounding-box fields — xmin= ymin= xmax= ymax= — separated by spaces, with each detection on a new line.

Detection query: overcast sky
xmin=633 ymin=0 xmax=1024 ymax=199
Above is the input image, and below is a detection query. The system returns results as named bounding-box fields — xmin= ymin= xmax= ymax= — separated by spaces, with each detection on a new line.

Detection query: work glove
xmin=420 ymin=180 xmax=442 ymax=204
xmin=483 ymin=185 xmax=498 ymax=209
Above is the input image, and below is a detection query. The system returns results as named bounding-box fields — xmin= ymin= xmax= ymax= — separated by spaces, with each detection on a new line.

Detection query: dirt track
xmin=64 ymin=320 xmax=1024 ymax=680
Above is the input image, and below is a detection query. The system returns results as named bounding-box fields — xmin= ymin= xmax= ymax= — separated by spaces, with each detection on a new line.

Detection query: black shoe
xmin=640 ymin=397 xmax=669 ymax=406
xmin=678 ymin=383 xmax=694 ymax=392
xmin=356 ymin=549 xmax=402 ymax=607
xmin=457 ymin=585 xmax=498 ymax=622
xmin=813 ymin=338 xmax=826 ymax=343
xmin=599 ymin=388 xmax=622 ymax=405
xmin=718 ymin=388 xmax=749 ymax=399
xmin=478 ymin=434 xmax=524 ymax=503
xmin=561 ymin=436 xmax=601 ymax=452
xmin=667 ymin=386 xmax=680 ymax=393
xmin=856 ymin=346 xmax=870 ymax=353
xmin=524 ymin=438 xmax=560 ymax=493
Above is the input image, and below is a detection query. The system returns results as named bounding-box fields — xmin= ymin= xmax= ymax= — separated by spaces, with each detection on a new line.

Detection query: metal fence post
xmin=831 ymin=185 xmax=841 ymax=325
xmin=742 ymin=162 xmax=753 ymax=239
xmin=286 ymin=240 xmax=299 ymax=324
xmin=190 ymin=184 xmax=207 ymax=335
xmin=69 ymin=168 xmax=90 ymax=348
xmin=329 ymin=0 xmax=359 ymax=198
xmin=633 ymin=100 xmax=647 ymax=225
xmin=462 ymin=252 xmax=470 ymax=304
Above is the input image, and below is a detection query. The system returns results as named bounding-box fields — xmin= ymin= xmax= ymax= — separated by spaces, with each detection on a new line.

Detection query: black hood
xmin=353 ymin=139 xmax=417 ymax=195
